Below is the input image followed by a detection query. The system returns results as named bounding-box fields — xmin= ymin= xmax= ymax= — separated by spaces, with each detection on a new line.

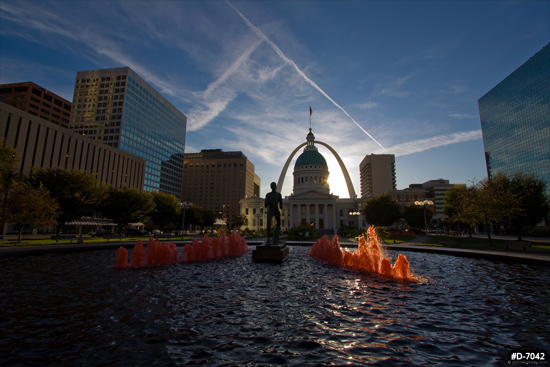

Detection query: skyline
xmin=1 ymin=1 xmax=548 ymax=198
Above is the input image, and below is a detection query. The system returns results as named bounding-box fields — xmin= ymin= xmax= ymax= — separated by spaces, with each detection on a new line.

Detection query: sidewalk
xmin=1 ymin=237 xmax=549 ymax=266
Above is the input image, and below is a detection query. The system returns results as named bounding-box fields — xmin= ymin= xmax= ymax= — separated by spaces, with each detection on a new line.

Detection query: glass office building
xmin=70 ymin=67 xmax=187 ymax=198
xmin=478 ymin=43 xmax=550 ymax=192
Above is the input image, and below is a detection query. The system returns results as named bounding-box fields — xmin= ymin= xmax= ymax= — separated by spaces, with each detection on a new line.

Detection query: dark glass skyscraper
xmin=69 ymin=67 xmax=187 ymax=198
xmin=478 ymin=43 xmax=550 ymax=192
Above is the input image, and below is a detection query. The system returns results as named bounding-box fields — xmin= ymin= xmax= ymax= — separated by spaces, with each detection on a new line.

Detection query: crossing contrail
xmin=227 ymin=1 xmax=387 ymax=151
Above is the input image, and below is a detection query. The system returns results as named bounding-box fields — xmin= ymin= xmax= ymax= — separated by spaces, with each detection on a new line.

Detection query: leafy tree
xmin=6 ymin=182 xmax=61 ymax=242
xmin=508 ymin=172 xmax=550 ymax=240
xmin=0 ymin=140 xmax=20 ymax=237
xmin=0 ymin=139 xmax=19 ymax=188
xmin=150 ymin=191 xmax=180 ymax=228
xmin=29 ymin=168 xmax=102 ymax=234
xmin=362 ymin=194 xmax=401 ymax=227
xmin=185 ymin=205 xmax=201 ymax=229
xmin=444 ymin=185 xmax=477 ymax=237
xmin=197 ymin=208 xmax=217 ymax=231
xmin=403 ymin=203 xmax=433 ymax=230
xmin=232 ymin=214 xmax=248 ymax=230
xmin=288 ymin=225 xmax=318 ymax=240
xmin=475 ymin=172 xmax=520 ymax=246
xmin=184 ymin=206 xmax=217 ymax=232
xmin=100 ymin=187 xmax=155 ymax=234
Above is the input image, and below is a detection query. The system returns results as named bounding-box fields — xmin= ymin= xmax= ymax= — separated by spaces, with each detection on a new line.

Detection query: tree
xmin=0 ymin=140 xmax=20 ymax=238
xmin=150 ymin=192 xmax=180 ymax=229
xmin=362 ymin=194 xmax=401 ymax=227
xmin=29 ymin=168 xmax=102 ymax=234
xmin=232 ymin=214 xmax=248 ymax=231
xmin=444 ymin=185 xmax=477 ymax=237
xmin=475 ymin=172 xmax=520 ymax=246
xmin=6 ymin=182 xmax=61 ymax=242
xmin=403 ymin=203 xmax=432 ymax=230
xmin=197 ymin=208 xmax=217 ymax=232
xmin=100 ymin=187 xmax=155 ymax=234
xmin=184 ymin=206 xmax=216 ymax=232
xmin=508 ymin=173 xmax=550 ymax=240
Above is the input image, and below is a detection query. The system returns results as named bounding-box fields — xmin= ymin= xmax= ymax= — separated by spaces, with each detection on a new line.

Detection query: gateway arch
xmin=277 ymin=141 xmax=356 ymax=198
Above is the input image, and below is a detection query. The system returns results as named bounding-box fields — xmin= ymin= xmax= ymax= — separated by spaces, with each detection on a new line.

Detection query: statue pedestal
xmin=252 ymin=242 xmax=289 ymax=264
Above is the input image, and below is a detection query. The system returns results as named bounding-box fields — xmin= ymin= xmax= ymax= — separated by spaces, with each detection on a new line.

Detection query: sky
xmin=1 ymin=1 xmax=549 ymax=199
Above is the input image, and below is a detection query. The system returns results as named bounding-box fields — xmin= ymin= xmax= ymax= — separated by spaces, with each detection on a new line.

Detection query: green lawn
xmin=0 ymin=235 xmax=194 ymax=248
xmin=422 ymin=235 xmax=550 ymax=255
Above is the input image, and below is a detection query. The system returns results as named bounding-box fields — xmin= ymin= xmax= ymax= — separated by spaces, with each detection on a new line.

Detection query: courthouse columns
xmin=315 ymin=204 xmax=319 ymax=229
xmin=332 ymin=205 xmax=337 ymax=233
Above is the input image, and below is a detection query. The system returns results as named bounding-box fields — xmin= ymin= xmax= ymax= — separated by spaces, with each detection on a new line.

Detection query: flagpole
xmin=309 ymin=106 xmax=312 ymax=130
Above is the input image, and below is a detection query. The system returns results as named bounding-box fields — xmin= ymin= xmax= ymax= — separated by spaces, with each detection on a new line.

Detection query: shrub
xmin=287 ymin=225 xmax=318 ymax=240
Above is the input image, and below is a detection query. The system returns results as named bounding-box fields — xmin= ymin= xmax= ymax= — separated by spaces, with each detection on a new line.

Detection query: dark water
xmin=1 ymin=246 xmax=549 ymax=366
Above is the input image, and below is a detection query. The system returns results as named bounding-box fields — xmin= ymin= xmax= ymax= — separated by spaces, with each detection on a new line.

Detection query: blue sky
xmin=1 ymin=1 xmax=549 ymax=198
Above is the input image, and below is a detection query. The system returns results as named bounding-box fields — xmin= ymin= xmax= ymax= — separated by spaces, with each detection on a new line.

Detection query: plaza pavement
xmin=0 ymin=235 xmax=549 ymax=266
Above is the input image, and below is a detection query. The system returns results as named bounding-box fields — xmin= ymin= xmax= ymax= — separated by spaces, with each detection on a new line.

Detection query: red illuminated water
xmin=114 ymin=230 xmax=248 ymax=268
xmin=309 ymin=226 xmax=417 ymax=281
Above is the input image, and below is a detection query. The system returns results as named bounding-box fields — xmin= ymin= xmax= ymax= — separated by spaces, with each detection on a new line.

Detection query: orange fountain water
xmin=308 ymin=226 xmax=417 ymax=281
xmin=114 ymin=230 xmax=248 ymax=268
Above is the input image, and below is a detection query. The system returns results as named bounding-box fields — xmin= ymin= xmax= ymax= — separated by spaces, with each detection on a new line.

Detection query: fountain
xmin=309 ymin=226 xmax=417 ymax=281
xmin=1 ymin=230 xmax=549 ymax=365
xmin=114 ymin=230 xmax=248 ymax=268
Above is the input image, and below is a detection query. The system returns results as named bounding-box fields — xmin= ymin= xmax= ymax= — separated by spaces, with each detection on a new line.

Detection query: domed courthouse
xmin=240 ymin=129 xmax=362 ymax=236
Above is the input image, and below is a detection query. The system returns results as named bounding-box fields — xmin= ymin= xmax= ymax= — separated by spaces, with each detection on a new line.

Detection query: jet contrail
xmin=227 ymin=1 xmax=387 ymax=151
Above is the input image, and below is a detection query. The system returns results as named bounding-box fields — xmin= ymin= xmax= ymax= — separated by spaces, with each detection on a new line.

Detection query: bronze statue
xmin=265 ymin=182 xmax=283 ymax=245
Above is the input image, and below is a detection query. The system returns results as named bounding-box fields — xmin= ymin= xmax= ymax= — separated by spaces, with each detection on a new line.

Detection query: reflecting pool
xmin=1 ymin=246 xmax=549 ymax=366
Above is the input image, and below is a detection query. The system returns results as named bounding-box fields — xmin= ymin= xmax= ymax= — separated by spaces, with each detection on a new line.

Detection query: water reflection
xmin=0 ymin=247 xmax=548 ymax=366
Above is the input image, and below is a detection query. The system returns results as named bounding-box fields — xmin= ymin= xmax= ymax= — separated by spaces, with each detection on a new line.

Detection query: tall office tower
xmin=478 ymin=43 xmax=550 ymax=192
xmin=69 ymin=67 xmax=187 ymax=198
xmin=182 ymin=149 xmax=261 ymax=224
xmin=359 ymin=153 xmax=396 ymax=199
xmin=0 ymin=82 xmax=72 ymax=127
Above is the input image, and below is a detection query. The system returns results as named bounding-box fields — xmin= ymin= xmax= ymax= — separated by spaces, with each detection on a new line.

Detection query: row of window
xmin=77 ymin=75 xmax=127 ymax=84
xmin=184 ymin=162 xmax=245 ymax=168
xmin=295 ymin=176 xmax=326 ymax=184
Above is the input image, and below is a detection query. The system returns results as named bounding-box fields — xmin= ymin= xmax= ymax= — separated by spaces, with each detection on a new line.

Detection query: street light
xmin=179 ymin=202 xmax=192 ymax=240
xmin=414 ymin=200 xmax=433 ymax=233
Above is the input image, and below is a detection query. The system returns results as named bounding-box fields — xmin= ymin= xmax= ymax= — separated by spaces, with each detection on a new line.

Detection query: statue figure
xmin=265 ymin=182 xmax=283 ymax=245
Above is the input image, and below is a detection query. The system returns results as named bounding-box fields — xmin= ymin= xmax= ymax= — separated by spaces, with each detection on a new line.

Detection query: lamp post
xmin=255 ymin=207 xmax=263 ymax=234
xmin=414 ymin=200 xmax=433 ymax=233
xmin=179 ymin=202 xmax=192 ymax=240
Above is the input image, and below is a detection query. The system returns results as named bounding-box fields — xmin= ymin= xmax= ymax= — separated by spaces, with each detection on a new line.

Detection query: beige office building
xmin=182 ymin=149 xmax=260 ymax=225
xmin=0 ymin=82 xmax=72 ymax=128
xmin=359 ymin=154 xmax=396 ymax=199
xmin=0 ymin=102 xmax=145 ymax=189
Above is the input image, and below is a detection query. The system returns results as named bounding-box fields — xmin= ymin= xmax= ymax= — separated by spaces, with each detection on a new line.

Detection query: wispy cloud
xmin=357 ymin=102 xmax=378 ymax=110
xmin=389 ymin=130 xmax=482 ymax=157
xmin=450 ymin=113 xmax=479 ymax=119
xmin=379 ymin=73 xmax=416 ymax=97
xmin=227 ymin=1 xmax=387 ymax=151
xmin=187 ymin=37 xmax=265 ymax=131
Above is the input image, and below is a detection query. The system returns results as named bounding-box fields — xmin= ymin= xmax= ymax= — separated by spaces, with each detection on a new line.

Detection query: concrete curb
xmin=1 ymin=239 xmax=549 ymax=266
